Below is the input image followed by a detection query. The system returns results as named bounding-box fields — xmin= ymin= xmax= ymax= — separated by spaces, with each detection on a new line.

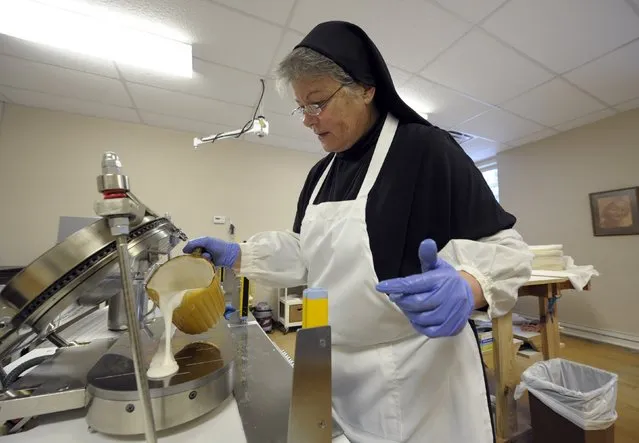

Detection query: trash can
xmin=514 ymin=358 xmax=618 ymax=443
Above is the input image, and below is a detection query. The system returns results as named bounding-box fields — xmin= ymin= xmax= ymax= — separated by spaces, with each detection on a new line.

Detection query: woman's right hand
xmin=183 ymin=237 xmax=241 ymax=268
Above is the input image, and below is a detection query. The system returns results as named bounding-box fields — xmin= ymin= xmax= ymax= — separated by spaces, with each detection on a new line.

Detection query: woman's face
xmin=291 ymin=76 xmax=375 ymax=153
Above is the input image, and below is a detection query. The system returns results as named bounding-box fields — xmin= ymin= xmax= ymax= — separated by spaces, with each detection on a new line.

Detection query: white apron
xmin=299 ymin=114 xmax=494 ymax=443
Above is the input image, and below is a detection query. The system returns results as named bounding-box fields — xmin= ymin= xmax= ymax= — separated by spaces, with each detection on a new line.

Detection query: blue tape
xmin=303 ymin=288 xmax=328 ymax=300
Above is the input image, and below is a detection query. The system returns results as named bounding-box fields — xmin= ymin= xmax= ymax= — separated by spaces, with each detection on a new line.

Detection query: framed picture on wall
xmin=589 ymin=187 xmax=639 ymax=236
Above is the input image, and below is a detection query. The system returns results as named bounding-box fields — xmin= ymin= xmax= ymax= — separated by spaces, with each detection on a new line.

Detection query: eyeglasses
xmin=291 ymin=85 xmax=344 ymax=119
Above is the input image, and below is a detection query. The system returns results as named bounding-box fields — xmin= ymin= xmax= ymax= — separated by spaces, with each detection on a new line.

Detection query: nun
xmin=184 ymin=21 xmax=533 ymax=443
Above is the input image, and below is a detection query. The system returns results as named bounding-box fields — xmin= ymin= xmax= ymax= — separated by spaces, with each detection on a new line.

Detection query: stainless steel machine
xmin=0 ymin=152 xmax=235 ymax=441
xmin=0 ymin=152 xmax=341 ymax=443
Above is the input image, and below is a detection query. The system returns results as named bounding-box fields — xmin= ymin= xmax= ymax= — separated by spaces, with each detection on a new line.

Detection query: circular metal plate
xmin=87 ymin=342 xmax=230 ymax=398
xmin=85 ymin=320 xmax=235 ymax=435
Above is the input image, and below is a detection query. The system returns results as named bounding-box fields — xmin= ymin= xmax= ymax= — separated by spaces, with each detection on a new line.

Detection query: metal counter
xmin=4 ymin=308 xmax=344 ymax=442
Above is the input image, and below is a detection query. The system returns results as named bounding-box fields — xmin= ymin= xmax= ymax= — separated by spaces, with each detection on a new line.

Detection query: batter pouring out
xmin=146 ymin=289 xmax=188 ymax=379
xmin=145 ymin=256 xmax=216 ymax=379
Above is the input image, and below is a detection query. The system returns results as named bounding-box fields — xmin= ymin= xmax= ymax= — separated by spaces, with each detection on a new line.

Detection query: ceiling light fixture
xmin=0 ymin=0 xmax=193 ymax=78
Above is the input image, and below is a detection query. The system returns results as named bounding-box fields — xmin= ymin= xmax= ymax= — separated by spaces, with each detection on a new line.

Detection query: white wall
xmin=0 ymin=104 xmax=322 ymax=306
xmin=0 ymin=101 xmax=4 ymax=134
xmin=498 ymin=109 xmax=639 ymax=341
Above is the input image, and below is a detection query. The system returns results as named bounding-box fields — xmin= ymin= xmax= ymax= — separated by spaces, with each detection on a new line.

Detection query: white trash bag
xmin=514 ymin=358 xmax=618 ymax=431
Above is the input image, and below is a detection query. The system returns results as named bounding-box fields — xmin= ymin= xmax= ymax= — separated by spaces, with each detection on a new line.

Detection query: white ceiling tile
xmin=84 ymin=0 xmax=282 ymax=75
xmin=553 ymin=108 xmax=617 ymax=132
xmin=398 ymin=76 xmax=493 ymax=128
xmin=564 ymin=40 xmax=639 ymax=106
xmin=615 ymin=97 xmax=639 ymax=112
xmin=433 ymin=0 xmax=507 ymax=23
xmin=0 ymin=55 xmax=132 ymax=107
xmin=0 ymin=35 xmax=118 ymax=78
xmin=482 ymin=0 xmax=639 ymax=73
xmin=269 ymin=30 xmax=306 ymax=76
xmin=288 ymin=0 xmax=354 ymax=34
xmin=176 ymin=0 xmax=282 ymax=75
xmin=421 ymin=29 xmax=553 ymax=105
xmin=261 ymin=31 xmax=306 ymax=116
xmin=502 ymin=78 xmax=606 ymax=127
xmin=120 ymin=59 xmax=262 ymax=107
xmin=0 ymin=86 xmax=139 ymax=124
xmin=456 ymin=109 xmax=545 ymax=143
xmin=265 ymin=112 xmax=317 ymax=142
xmin=140 ymin=111 xmax=236 ymax=136
xmin=251 ymin=133 xmax=323 ymax=154
xmin=263 ymin=78 xmax=298 ymax=116
xmin=459 ymin=137 xmax=505 ymax=162
xmin=366 ymin=0 xmax=472 ymax=73
xmin=2 ymin=0 xmax=633 ymax=159
xmin=508 ymin=128 xmax=558 ymax=147
xmin=127 ymin=84 xmax=253 ymax=127
xmin=388 ymin=66 xmax=412 ymax=87
xmin=211 ymin=0 xmax=296 ymax=25
xmin=289 ymin=0 xmax=472 ymax=72
xmin=467 ymin=149 xmax=498 ymax=163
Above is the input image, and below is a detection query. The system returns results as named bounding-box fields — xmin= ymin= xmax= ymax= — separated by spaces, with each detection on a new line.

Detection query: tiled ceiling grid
xmin=0 ymin=0 xmax=638 ymax=161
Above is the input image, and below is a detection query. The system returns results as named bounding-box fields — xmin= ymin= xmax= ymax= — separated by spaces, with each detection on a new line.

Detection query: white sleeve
xmin=439 ymin=228 xmax=533 ymax=319
xmin=238 ymin=230 xmax=307 ymax=288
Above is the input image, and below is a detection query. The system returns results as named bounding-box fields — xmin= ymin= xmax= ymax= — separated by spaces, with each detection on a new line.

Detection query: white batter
xmin=145 ymin=256 xmax=214 ymax=379
xmin=146 ymin=289 xmax=188 ymax=379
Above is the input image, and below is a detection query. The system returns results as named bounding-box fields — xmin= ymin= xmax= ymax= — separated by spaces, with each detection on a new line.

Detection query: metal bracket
xmin=287 ymin=325 xmax=333 ymax=443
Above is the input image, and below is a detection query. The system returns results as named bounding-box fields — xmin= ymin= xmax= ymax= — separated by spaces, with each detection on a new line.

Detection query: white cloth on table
xmin=531 ymin=256 xmax=599 ymax=291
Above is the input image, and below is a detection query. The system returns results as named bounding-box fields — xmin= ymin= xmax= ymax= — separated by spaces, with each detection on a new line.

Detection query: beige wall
xmin=4 ymin=103 xmax=637 ymax=334
xmin=498 ymin=109 xmax=639 ymax=338
xmin=0 ymin=104 xmax=321 ymax=305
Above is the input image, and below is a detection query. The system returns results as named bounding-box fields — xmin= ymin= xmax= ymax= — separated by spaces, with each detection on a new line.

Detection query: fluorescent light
xmin=0 ymin=0 xmax=193 ymax=77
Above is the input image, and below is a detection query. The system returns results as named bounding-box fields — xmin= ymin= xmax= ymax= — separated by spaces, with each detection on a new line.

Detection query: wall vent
xmin=448 ymin=130 xmax=474 ymax=144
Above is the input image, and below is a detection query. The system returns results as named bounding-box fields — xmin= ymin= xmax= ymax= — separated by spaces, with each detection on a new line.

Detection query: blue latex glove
xmin=182 ymin=237 xmax=240 ymax=268
xmin=376 ymin=239 xmax=474 ymax=338
xmin=223 ymin=303 xmax=236 ymax=320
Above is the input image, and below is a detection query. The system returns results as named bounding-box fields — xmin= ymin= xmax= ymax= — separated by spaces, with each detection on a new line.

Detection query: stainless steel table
xmin=1 ymin=308 xmax=345 ymax=442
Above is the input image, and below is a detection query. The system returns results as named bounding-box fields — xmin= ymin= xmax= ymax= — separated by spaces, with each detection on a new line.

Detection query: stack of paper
xmin=530 ymin=244 xmax=565 ymax=270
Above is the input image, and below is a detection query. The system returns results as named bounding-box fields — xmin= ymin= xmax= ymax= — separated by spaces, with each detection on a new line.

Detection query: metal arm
xmin=94 ymin=152 xmax=157 ymax=443
xmin=194 ymin=78 xmax=268 ymax=149
xmin=193 ymin=116 xmax=269 ymax=149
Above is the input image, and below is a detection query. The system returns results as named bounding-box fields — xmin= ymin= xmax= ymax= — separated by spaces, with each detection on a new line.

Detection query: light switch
xmin=213 ymin=216 xmax=226 ymax=225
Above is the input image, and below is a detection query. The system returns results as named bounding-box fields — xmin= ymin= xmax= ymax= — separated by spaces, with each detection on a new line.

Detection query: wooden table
xmin=492 ymin=275 xmax=592 ymax=443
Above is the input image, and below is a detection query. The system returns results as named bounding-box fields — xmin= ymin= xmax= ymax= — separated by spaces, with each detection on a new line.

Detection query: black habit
xmin=291 ymin=21 xmax=516 ymax=284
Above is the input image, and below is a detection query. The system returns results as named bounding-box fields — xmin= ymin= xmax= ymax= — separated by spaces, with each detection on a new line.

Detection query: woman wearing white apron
xmin=185 ymin=21 xmax=533 ymax=443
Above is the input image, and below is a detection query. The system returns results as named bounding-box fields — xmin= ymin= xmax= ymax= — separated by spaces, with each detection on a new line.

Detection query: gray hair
xmin=275 ymin=47 xmax=359 ymax=94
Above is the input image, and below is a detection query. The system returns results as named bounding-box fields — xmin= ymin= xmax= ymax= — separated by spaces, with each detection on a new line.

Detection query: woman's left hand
xmin=376 ymin=239 xmax=474 ymax=338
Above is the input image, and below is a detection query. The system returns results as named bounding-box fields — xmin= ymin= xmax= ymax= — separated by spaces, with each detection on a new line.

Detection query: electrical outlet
xmin=213 ymin=216 xmax=226 ymax=225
